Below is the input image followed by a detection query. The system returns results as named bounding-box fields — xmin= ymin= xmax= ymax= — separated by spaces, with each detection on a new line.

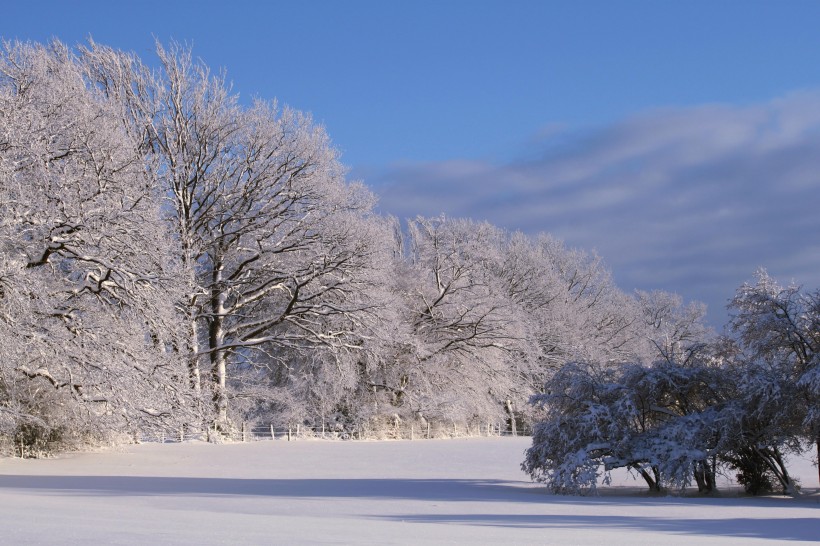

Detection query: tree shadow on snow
xmin=0 ymin=475 xmax=816 ymax=541
xmin=0 ymin=475 xmax=529 ymax=502
xmin=0 ymin=475 xmax=812 ymax=505
xmin=373 ymin=513 xmax=820 ymax=542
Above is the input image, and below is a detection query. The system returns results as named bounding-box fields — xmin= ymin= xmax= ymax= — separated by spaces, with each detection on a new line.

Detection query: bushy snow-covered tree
xmin=522 ymin=356 xmax=727 ymax=494
xmin=0 ymin=40 xmax=190 ymax=452
xmin=727 ymin=269 xmax=819 ymax=490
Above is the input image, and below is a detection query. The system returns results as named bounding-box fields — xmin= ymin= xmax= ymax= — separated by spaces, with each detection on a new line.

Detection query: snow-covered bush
xmin=522 ymin=357 xmax=727 ymax=494
xmin=521 ymin=362 xmax=632 ymax=494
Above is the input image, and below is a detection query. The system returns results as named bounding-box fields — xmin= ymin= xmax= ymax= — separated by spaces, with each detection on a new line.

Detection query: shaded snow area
xmin=0 ymin=437 xmax=817 ymax=545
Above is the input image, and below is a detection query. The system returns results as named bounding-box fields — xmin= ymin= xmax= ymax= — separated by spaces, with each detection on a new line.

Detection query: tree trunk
xmin=505 ymin=399 xmax=517 ymax=436
xmin=209 ymin=306 xmax=229 ymax=430
xmin=209 ymin=259 xmax=229 ymax=430
xmin=211 ymin=350 xmax=228 ymax=429
xmin=755 ymin=445 xmax=798 ymax=495
xmin=632 ymin=464 xmax=662 ymax=493
xmin=693 ymin=459 xmax=716 ymax=493
xmin=188 ymin=311 xmax=202 ymax=393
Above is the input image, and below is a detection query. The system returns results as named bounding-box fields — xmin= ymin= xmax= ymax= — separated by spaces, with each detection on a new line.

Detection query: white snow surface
xmin=0 ymin=437 xmax=817 ymax=545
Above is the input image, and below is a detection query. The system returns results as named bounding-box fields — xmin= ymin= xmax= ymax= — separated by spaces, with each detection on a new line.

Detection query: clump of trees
xmin=523 ymin=271 xmax=818 ymax=496
xmin=0 ymin=36 xmax=659 ymax=455
xmin=1 ymin=38 xmax=815 ymax=491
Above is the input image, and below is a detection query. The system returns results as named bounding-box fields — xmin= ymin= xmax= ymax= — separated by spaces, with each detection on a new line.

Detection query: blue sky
xmin=4 ymin=1 xmax=820 ymax=327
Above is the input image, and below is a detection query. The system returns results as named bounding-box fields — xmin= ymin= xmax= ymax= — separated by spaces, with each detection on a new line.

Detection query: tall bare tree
xmin=80 ymin=41 xmax=384 ymax=429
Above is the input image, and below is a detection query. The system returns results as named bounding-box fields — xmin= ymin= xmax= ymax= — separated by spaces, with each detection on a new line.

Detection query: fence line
xmin=136 ymin=420 xmax=529 ymax=444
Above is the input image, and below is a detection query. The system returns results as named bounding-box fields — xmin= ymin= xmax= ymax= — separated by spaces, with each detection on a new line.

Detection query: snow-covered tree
xmin=637 ymin=289 xmax=711 ymax=363
xmin=352 ymin=217 xmax=526 ymax=427
xmin=79 ymin=40 xmax=386 ymax=430
xmin=500 ymin=233 xmax=645 ymax=370
xmin=345 ymin=218 xmax=661 ymax=434
xmin=728 ymin=269 xmax=819 ymax=490
xmin=0 ymin=40 xmax=190 ymax=452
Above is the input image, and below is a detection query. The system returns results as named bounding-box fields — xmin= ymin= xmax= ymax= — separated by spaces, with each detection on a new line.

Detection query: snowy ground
xmin=0 ymin=437 xmax=817 ymax=545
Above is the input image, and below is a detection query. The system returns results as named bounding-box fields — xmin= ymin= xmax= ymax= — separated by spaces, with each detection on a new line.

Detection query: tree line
xmin=0 ymin=40 xmax=816 ymax=495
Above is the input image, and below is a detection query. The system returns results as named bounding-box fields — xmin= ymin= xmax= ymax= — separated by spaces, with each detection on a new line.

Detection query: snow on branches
xmin=524 ymin=271 xmax=818 ymax=496
xmin=3 ymin=38 xmax=815 ymax=467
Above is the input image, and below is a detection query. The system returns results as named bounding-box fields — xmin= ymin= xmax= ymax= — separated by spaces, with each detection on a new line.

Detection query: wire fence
xmin=137 ymin=420 xmax=530 ymax=444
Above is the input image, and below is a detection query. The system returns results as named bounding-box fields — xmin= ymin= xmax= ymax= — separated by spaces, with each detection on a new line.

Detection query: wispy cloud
xmin=366 ymin=92 xmax=820 ymax=327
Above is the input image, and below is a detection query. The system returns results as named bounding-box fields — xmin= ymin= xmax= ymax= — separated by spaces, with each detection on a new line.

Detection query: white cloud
xmin=368 ymin=92 xmax=820 ymax=327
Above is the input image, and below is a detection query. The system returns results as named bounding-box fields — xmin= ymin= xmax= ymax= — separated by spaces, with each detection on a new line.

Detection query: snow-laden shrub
xmin=523 ymin=352 xmax=811 ymax=495
xmin=523 ymin=358 xmax=731 ymax=494
xmin=522 ymin=362 xmax=646 ymax=494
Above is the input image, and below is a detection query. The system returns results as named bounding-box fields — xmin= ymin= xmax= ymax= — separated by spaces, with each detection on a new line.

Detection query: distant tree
xmin=636 ymin=289 xmax=710 ymax=363
xmin=348 ymin=218 xmax=660 ymax=434
xmin=352 ymin=216 xmax=527 ymax=427
xmin=515 ymin=235 xmax=643 ymax=368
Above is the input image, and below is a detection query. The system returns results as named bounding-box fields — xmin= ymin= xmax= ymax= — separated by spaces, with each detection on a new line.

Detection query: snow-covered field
xmin=0 ymin=437 xmax=817 ymax=545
